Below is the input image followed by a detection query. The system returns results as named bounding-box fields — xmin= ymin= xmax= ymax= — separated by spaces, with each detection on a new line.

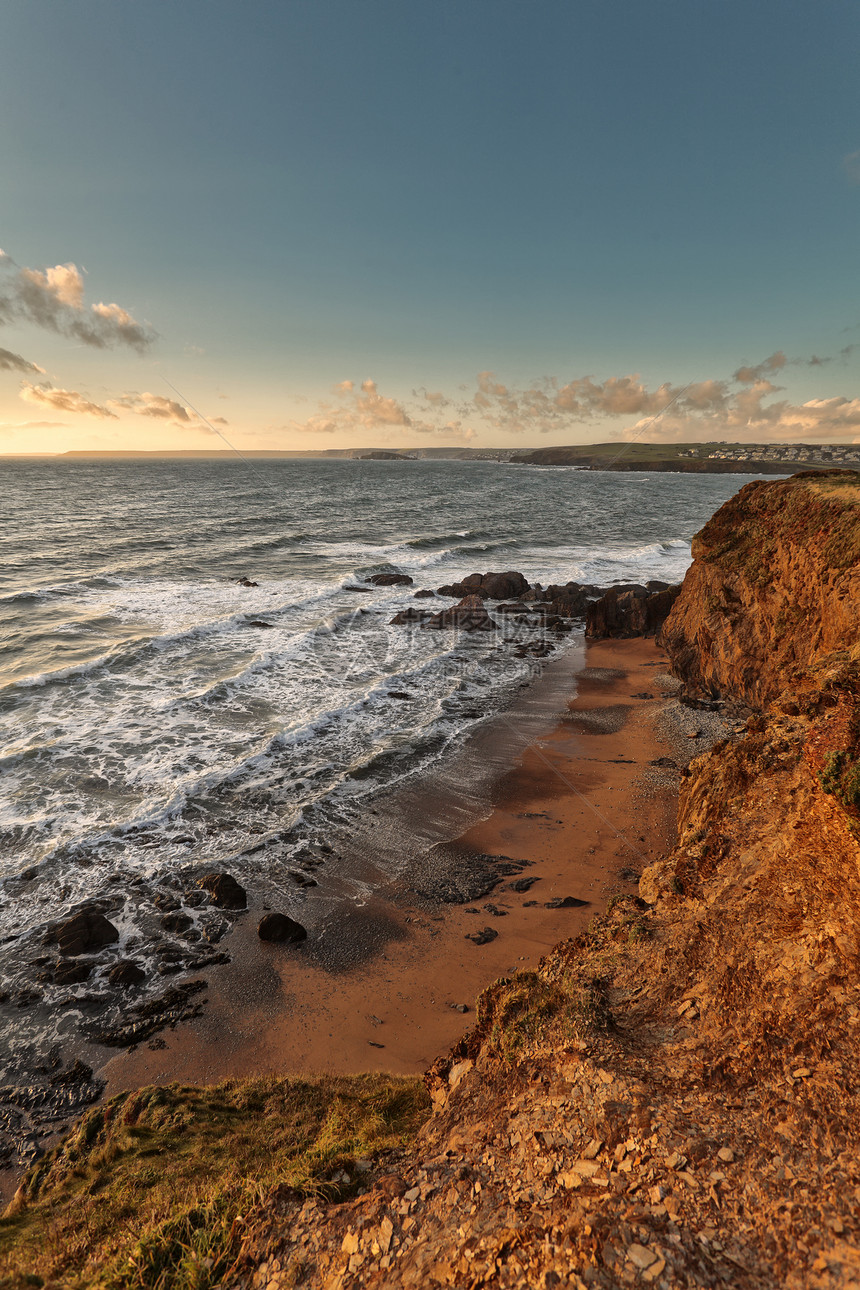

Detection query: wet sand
xmin=103 ymin=637 xmax=677 ymax=1095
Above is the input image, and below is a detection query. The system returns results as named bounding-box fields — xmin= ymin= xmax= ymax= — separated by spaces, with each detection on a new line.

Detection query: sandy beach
xmin=101 ymin=636 xmax=678 ymax=1096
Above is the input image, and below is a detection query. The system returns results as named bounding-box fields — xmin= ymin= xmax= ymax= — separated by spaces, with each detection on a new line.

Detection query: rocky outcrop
xmin=661 ymin=470 xmax=860 ymax=706
xmin=586 ymin=582 xmax=681 ymax=639
xmin=198 ymin=872 xmax=247 ymax=910
xmin=436 ymin=571 xmax=528 ymax=600
xmin=258 ymin=913 xmax=307 ymax=944
xmin=424 ymin=594 xmax=497 ymax=632
xmin=365 ymin=573 xmax=414 ymax=587
xmin=46 ymin=908 xmax=119 ymax=957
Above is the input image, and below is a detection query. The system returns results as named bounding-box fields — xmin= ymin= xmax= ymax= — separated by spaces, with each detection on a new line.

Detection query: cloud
xmin=732 ymin=351 xmax=787 ymax=383
xmin=18 ymin=383 xmax=228 ymax=431
xmin=288 ymin=377 xmax=477 ymax=443
xmin=0 ymin=252 xmax=155 ymax=351
xmin=285 ymin=355 xmax=860 ymax=448
xmin=107 ymin=391 xmax=229 ymax=430
xmin=109 ymin=392 xmax=196 ymax=422
xmin=843 ymin=150 xmax=860 ymax=185
xmin=0 ymin=346 xmax=44 ymax=374
xmin=20 ymin=382 xmax=118 ymax=419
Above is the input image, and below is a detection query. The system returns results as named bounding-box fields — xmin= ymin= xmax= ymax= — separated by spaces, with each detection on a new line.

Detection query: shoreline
xmin=101 ymin=636 xmax=679 ymax=1095
xmin=0 ymin=635 xmax=685 ymax=1207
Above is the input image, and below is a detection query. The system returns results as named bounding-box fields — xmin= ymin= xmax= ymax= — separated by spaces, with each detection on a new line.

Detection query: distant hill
xmin=510 ymin=441 xmax=858 ymax=473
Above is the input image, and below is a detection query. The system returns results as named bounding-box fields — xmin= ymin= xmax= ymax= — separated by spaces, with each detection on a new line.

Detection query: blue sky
xmin=0 ymin=0 xmax=858 ymax=451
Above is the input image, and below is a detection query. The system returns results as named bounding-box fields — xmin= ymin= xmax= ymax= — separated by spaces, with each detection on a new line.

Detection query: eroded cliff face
xmin=641 ymin=469 xmax=860 ymax=1092
xmin=661 ymin=471 xmax=860 ymax=707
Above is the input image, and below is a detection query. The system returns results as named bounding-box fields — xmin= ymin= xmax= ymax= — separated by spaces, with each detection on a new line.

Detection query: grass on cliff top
xmin=0 ymin=1073 xmax=430 ymax=1290
xmin=697 ymin=471 xmax=860 ymax=580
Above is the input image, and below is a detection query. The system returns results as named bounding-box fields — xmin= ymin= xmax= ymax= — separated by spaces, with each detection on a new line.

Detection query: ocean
xmin=0 ymin=457 xmax=769 ymax=1105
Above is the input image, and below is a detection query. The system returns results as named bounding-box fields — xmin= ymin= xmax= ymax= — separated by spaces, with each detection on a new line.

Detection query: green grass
xmin=818 ymin=749 xmax=860 ymax=810
xmin=0 ymin=1074 xmax=430 ymax=1290
xmin=475 ymin=967 xmax=611 ymax=1064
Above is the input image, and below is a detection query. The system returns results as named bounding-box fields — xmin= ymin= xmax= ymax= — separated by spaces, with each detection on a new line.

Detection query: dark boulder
xmin=389 ymin=607 xmax=434 ymax=625
xmin=424 ymin=594 xmax=497 ymax=632
xmin=465 ymin=926 xmax=498 ymax=945
xmin=258 ymin=912 xmax=307 ymax=944
xmin=160 ymin=910 xmax=193 ymax=934
xmin=413 ymin=588 xmax=436 ymax=598
xmin=237 ymin=577 xmax=258 ymax=587
xmin=199 ymin=872 xmax=247 ymax=910
xmin=43 ymin=957 xmax=95 ymax=985
xmin=108 ymin=960 xmax=146 ymax=987
xmin=585 ymin=583 xmax=681 ymax=639
xmin=545 ymin=896 xmax=590 ymax=909
xmin=480 ymin=571 xmax=528 ymax=599
xmin=436 ymin=571 xmax=529 ymax=600
xmin=366 ymin=573 xmax=414 ymax=587
xmin=53 ymin=911 xmax=119 ymax=957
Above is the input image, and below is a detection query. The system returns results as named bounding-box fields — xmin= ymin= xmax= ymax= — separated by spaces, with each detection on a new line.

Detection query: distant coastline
xmin=36 ymin=440 xmax=857 ymax=474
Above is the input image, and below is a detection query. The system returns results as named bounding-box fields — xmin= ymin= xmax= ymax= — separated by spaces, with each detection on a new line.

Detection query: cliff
xmin=3 ymin=474 xmax=860 ymax=1288
xmin=662 ymin=470 xmax=860 ymax=706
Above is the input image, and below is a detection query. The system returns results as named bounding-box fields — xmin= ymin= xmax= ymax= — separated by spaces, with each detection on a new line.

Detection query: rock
xmin=627 ymin=1243 xmax=659 ymax=1271
xmin=53 ymin=911 xmax=119 ymax=957
xmin=108 ymin=960 xmax=146 ymax=987
xmin=248 ymin=620 xmax=274 ymax=628
xmin=390 ymin=607 xmax=434 ymax=625
xmin=423 ymin=594 xmax=498 ymax=633
xmin=160 ymin=911 xmax=193 ymax=934
xmin=199 ymin=872 xmax=247 ymax=910
xmin=483 ymin=903 xmax=508 ymax=916
xmin=465 ymin=926 xmax=498 ymax=945
xmin=508 ymin=876 xmax=540 ymax=892
xmin=237 ymin=577 xmax=258 ymax=587
xmin=413 ymin=589 xmax=436 ymax=598
xmin=258 ymin=912 xmax=307 ymax=944
xmin=650 ymin=756 xmax=678 ymax=768
xmin=586 ymin=583 xmax=681 ymax=639
xmin=366 ymin=573 xmax=414 ymax=587
xmin=717 ymin=1146 xmax=735 ymax=1162
xmin=545 ymin=896 xmax=589 ymax=909
xmin=436 ymin=571 xmax=529 ymax=601
xmin=479 ymin=571 xmax=529 ymax=599
xmin=448 ymin=1059 xmax=474 ymax=1087
xmin=46 ymin=958 xmax=95 ymax=985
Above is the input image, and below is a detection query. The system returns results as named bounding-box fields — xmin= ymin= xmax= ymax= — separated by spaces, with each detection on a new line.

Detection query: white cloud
xmin=20 ymin=382 xmax=118 ymax=419
xmin=0 ymin=253 xmax=155 ymax=351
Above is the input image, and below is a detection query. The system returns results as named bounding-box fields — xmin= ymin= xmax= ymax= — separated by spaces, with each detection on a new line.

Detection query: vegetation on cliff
xmin=0 ymin=1075 xmax=429 ymax=1289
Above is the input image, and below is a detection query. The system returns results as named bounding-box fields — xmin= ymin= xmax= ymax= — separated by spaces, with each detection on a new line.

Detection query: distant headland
xmin=51 ymin=441 xmax=860 ymax=473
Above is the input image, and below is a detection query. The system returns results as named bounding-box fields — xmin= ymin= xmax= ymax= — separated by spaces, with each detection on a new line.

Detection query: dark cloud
xmin=0 ymin=346 xmax=44 ymax=374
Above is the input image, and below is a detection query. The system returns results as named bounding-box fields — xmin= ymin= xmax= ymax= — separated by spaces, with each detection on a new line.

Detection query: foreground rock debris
xmin=2 ymin=472 xmax=859 ymax=1288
